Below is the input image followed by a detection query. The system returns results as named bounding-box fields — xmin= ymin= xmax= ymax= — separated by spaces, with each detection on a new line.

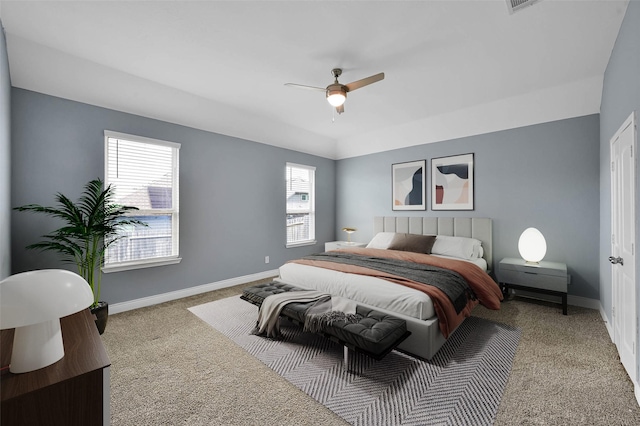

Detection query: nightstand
xmin=498 ymin=257 xmax=569 ymax=315
xmin=325 ymin=241 xmax=367 ymax=251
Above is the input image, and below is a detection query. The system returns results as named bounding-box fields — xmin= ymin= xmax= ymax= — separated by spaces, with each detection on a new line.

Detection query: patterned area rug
xmin=189 ymin=296 xmax=521 ymax=426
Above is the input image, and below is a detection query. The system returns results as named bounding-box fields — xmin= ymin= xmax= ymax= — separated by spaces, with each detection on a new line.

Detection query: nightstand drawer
xmin=499 ymin=269 xmax=567 ymax=292
xmin=325 ymin=241 xmax=367 ymax=251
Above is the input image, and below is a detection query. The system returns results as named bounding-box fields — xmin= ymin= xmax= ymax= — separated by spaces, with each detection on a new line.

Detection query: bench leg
xmin=342 ymin=346 xmax=368 ymax=375
xmin=343 ymin=346 xmax=360 ymax=374
xmin=343 ymin=346 xmax=351 ymax=370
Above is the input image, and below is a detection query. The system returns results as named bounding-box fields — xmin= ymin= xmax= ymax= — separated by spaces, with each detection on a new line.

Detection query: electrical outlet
xmin=265 ymin=256 xmax=269 ymax=264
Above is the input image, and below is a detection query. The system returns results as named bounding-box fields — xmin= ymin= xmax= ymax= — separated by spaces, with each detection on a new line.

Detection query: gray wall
xmin=0 ymin=20 xmax=10 ymax=280
xmin=336 ymin=114 xmax=601 ymax=300
xmin=600 ymin=0 xmax=640 ymax=381
xmin=11 ymin=88 xmax=335 ymax=304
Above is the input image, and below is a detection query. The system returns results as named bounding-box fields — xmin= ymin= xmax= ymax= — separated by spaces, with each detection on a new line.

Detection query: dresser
xmin=1 ymin=308 xmax=111 ymax=426
xmin=498 ymin=257 xmax=569 ymax=315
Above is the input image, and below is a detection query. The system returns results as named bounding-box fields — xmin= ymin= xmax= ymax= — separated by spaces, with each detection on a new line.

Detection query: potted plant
xmin=14 ymin=178 xmax=146 ymax=334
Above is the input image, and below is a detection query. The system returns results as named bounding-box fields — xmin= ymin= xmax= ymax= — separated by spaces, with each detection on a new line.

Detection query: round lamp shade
xmin=0 ymin=269 xmax=94 ymax=373
xmin=518 ymin=227 xmax=547 ymax=263
xmin=0 ymin=269 xmax=94 ymax=329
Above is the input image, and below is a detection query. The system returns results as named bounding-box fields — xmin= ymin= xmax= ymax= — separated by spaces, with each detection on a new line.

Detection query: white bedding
xmin=431 ymin=254 xmax=487 ymax=271
xmin=277 ymin=253 xmax=487 ymax=322
xmin=277 ymin=262 xmax=435 ymax=320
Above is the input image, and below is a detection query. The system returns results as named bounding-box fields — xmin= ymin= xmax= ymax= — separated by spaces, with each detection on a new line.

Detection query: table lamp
xmin=0 ymin=269 xmax=94 ymax=373
xmin=518 ymin=227 xmax=547 ymax=264
xmin=342 ymin=227 xmax=357 ymax=244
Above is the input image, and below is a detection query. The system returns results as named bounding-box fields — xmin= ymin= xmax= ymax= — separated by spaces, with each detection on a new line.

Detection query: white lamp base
xmin=10 ymin=319 xmax=64 ymax=373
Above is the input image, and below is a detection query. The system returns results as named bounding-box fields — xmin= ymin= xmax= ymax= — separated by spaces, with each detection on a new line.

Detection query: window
xmin=286 ymin=163 xmax=316 ymax=247
xmin=104 ymin=131 xmax=181 ymax=271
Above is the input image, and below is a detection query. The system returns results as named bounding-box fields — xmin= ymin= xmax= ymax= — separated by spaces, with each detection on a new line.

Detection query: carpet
xmin=189 ymin=295 xmax=521 ymax=426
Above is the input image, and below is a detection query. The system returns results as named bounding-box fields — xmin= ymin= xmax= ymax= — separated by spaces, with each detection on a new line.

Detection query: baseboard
xmin=599 ymin=302 xmax=640 ymax=408
xmin=599 ymin=303 xmax=614 ymax=341
xmin=567 ymin=294 xmax=601 ymax=310
xmin=109 ymin=269 xmax=279 ymax=314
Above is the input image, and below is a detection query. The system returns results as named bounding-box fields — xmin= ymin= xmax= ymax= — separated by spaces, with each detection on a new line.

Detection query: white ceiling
xmin=0 ymin=0 xmax=629 ymax=159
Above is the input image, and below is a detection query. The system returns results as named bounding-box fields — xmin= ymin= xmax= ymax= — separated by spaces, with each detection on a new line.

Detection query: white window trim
xmin=103 ymin=130 xmax=181 ymax=271
xmin=104 ymin=130 xmax=181 ymax=150
xmin=286 ymin=162 xmax=316 ymax=248
xmin=285 ymin=240 xmax=317 ymax=249
xmin=103 ymin=256 xmax=182 ymax=273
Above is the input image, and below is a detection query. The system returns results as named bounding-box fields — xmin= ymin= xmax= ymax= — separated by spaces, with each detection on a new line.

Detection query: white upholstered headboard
xmin=373 ymin=217 xmax=493 ymax=270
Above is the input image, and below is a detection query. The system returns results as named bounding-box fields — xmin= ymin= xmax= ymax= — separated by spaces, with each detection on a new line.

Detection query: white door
xmin=610 ymin=111 xmax=637 ymax=382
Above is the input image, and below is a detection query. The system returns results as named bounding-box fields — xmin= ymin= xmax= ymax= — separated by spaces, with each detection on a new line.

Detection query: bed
xmin=275 ymin=216 xmax=503 ymax=360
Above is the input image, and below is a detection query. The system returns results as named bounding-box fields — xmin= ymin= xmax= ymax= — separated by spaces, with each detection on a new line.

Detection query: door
xmin=610 ymin=111 xmax=637 ymax=382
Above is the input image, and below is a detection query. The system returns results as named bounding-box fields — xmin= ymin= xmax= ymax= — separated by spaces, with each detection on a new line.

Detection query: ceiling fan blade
xmin=284 ymin=83 xmax=325 ymax=92
xmin=345 ymin=72 xmax=384 ymax=92
xmin=336 ymin=104 xmax=344 ymax=114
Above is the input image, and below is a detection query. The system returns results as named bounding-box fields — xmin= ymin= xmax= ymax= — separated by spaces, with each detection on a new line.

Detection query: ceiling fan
xmin=285 ymin=68 xmax=384 ymax=114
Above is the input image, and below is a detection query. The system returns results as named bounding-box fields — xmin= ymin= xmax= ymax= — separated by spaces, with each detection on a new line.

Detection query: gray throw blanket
xmin=304 ymin=296 xmax=361 ymax=333
xmin=302 ymin=252 xmax=474 ymax=314
xmin=252 ymin=290 xmax=330 ymax=338
xmin=251 ymin=290 xmax=360 ymax=338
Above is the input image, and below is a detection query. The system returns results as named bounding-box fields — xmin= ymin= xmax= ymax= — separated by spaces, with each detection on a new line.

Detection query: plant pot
xmin=91 ymin=301 xmax=109 ymax=335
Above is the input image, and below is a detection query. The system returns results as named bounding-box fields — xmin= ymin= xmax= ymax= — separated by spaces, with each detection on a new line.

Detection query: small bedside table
xmin=498 ymin=257 xmax=569 ymax=315
xmin=325 ymin=241 xmax=367 ymax=251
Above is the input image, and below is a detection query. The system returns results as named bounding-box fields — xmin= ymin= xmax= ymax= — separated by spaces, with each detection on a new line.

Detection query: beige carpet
xmin=190 ymin=295 xmax=520 ymax=425
xmin=102 ymin=281 xmax=640 ymax=425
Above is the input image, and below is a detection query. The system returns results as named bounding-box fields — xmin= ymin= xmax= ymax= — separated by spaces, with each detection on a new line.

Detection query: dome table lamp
xmin=518 ymin=227 xmax=547 ymax=264
xmin=342 ymin=227 xmax=357 ymax=245
xmin=0 ymin=269 xmax=94 ymax=373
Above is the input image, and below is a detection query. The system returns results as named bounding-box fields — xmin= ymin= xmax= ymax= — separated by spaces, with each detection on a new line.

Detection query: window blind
xmin=286 ymin=163 xmax=315 ymax=246
xmin=104 ymin=131 xmax=180 ymax=267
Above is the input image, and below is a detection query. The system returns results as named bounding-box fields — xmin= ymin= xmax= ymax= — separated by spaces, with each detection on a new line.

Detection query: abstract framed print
xmin=431 ymin=153 xmax=474 ymax=210
xmin=392 ymin=160 xmax=426 ymax=211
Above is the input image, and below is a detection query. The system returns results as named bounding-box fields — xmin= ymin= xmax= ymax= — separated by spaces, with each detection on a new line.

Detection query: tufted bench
xmin=241 ymin=282 xmax=411 ymax=369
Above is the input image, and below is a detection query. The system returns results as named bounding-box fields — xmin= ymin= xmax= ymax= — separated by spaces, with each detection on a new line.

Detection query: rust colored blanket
xmin=289 ymin=247 xmax=503 ymax=338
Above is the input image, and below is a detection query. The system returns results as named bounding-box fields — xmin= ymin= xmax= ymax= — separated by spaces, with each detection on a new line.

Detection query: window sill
xmin=286 ymin=240 xmax=317 ymax=249
xmin=102 ymin=257 xmax=182 ymax=273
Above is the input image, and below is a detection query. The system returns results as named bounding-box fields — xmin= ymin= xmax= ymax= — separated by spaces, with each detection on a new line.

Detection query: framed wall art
xmin=392 ymin=160 xmax=426 ymax=211
xmin=431 ymin=153 xmax=474 ymax=210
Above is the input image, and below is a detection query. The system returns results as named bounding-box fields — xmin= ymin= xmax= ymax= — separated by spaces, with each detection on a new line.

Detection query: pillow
xmin=387 ymin=233 xmax=437 ymax=254
xmin=366 ymin=232 xmax=397 ymax=249
xmin=431 ymin=235 xmax=483 ymax=260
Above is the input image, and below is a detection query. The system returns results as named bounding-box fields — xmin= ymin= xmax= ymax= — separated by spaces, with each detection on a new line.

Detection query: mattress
xmin=277 ymin=262 xmax=435 ymax=320
xmin=277 ymin=253 xmax=488 ymax=322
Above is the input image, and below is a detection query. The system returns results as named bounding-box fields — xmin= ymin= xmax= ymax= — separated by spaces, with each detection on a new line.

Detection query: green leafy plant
xmin=14 ymin=178 xmax=146 ymax=307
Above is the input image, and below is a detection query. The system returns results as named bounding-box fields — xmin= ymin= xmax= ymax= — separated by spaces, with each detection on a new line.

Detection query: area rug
xmin=189 ymin=296 xmax=521 ymax=426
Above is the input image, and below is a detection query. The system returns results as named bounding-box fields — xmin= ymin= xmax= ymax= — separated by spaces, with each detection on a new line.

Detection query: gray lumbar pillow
xmin=387 ymin=233 xmax=436 ymax=254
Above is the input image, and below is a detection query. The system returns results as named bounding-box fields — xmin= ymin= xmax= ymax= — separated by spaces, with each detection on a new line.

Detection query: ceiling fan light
xmin=326 ymin=88 xmax=346 ymax=107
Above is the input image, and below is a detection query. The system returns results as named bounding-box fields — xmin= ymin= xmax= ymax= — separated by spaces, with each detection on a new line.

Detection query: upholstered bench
xmin=241 ymin=282 xmax=410 ymax=369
